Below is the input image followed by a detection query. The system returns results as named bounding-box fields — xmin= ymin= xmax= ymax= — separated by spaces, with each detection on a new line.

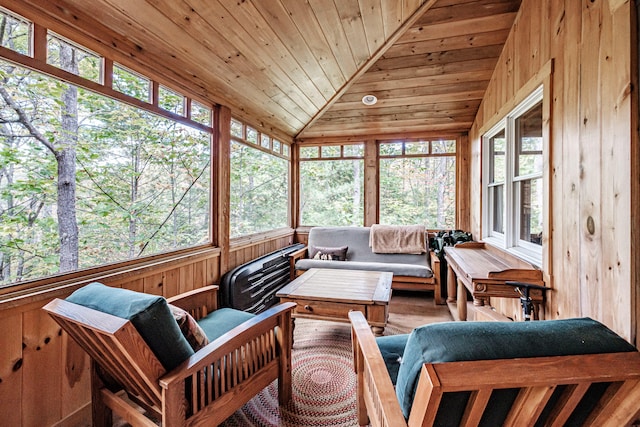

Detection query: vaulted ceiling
xmin=12 ymin=0 xmax=521 ymax=140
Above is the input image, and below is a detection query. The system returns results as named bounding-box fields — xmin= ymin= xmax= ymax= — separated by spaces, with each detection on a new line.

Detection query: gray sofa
xmin=290 ymin=226 xmax=442 ymax=304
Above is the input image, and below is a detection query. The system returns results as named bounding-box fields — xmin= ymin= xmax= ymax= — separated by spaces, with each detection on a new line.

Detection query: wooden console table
xmin=444 ymin=242 xmax=544 ymax=321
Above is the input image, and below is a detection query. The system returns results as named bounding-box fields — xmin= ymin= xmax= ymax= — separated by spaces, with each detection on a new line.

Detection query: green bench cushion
xmin=394 ymin=318 xmax=637 ymax=422
xmin=67 ymin=282 xmax=194 ymax=371
xmin=197 ymin=307 xmax=255 ymax=342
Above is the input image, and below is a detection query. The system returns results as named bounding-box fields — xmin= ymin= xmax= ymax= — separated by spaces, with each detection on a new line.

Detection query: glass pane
xmin=246 ymin=127 xmax=258 ymax=144
xmin=0 ymin=59 xmax=210 ymax=286
xmin=379 ymin=157 xmax=456 ymax=228
xmin=321 ymin=145 xmax=340 ymax=158
xmin=516 ymin=102 xmax=543 ymax=176
xmin=230 ymin=141 xmax=288 ymax=237
xmin=191 ymin=101 xmax=211 ymax=126
xmin=432 ymin=139 xmax=456 ymax=154
xmin=300 ymin=159 xmax=364 ymax=226
xmin=261 ymin=134 xmax=270 ymax=149
xmin=343 ymin=144 xmax=364 ymax=157
xmin=230 ymin=118 xmax=243 ymax=138
xmin=405 ymin=141 xmax=429 ymax=155
xmin=47 ymin=34 xmax=101 ymax=83
xmin=113 ymin=64 xmax=150 ymax=102
xmin=158 ymin=85 xmax=184 ymax=115
xmin=300 ymin=146 xmax=319 ymax=159
xmin=0 ymin=9 xmax=31 ymax=55
xmin=282 ymin=144 xmax=290 ymax=158
xmin=490 ymin=184 xmax=504 ymax=234
xmin=379 ymin=142 xmax=403 ymax=156
xmin=272 ymin=139 xmax=281 ymax=153
xmin=519 ymin=178 xmax=543 ymax=245
xmin=490 ymin=129 xmax=506 ymax=183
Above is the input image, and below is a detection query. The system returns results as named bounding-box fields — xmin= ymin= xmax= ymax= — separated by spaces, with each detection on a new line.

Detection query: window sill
xmin=483 ymin=236 xmax=542 ymax=269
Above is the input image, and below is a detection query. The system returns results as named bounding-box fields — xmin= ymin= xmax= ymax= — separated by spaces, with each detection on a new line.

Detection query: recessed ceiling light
xmin=362 ymin=94 xmax=377 ymax=106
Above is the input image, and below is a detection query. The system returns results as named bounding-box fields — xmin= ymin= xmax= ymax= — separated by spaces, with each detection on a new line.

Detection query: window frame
xmin=482 ymin=85 xmax=544 ymax=265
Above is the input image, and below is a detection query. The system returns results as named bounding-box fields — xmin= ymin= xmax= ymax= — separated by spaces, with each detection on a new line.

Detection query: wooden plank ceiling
xmin=12 ymin=0 xmax=521 ymax=140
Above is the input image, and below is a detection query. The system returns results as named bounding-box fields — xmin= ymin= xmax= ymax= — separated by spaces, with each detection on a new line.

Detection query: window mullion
xmin=505 ymin=115 xmax=516 ymax=249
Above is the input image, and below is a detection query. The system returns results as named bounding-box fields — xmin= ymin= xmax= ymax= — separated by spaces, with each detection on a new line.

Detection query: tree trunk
xmin=56 ymin=43 xmax=79 ymax=272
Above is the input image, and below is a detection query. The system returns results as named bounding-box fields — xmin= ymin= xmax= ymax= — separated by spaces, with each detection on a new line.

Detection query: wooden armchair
xmin=349 ymin=311 xmax=640 ymax=427
xmin=43 ymin=283 xmax=295 ymax=426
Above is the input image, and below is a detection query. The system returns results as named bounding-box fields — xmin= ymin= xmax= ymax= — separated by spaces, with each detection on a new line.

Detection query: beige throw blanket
xmin=369 ymin=224 xmax=426 ymax=254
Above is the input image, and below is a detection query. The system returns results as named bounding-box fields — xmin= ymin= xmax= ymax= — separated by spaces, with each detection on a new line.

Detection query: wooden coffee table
xmin=276 ymin=268 xmax=393 ymax=336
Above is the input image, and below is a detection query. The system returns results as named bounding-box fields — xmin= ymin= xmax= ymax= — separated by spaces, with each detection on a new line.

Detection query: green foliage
xmin=0 ymin=59 xmax=210 ymax=286
xmin=299 ymin=159 xmax=364 ymax=226
xmin=230 ymin=141 xmax=288 ymax=237
xmin=379 ymin=157 xmax=455 ymax=228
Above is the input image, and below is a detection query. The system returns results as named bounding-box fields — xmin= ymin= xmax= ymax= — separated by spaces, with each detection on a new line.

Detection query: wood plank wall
xmin=469 ymin=0 xmax=638 ymax=342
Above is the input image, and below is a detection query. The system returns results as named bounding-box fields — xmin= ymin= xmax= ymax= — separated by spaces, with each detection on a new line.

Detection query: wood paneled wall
xmin=469 ymin=0 xmax=638 ymax=342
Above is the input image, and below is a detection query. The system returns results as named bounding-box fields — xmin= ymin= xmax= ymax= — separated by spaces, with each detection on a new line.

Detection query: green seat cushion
xmin=395 ymin=318 xmax=637 ymax=422
xmin=66 ymin=282 xmax=194 ymax=371
xmin=197 ymin=307 xmax=255 ymax=342
xmin=376 ymin=334 xmax=409 ymax=385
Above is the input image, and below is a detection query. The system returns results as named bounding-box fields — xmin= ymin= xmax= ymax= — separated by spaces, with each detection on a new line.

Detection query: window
xmin=379 ymin=140 xmax=456 ymax=228
xmin=483 ymin=86 xmax=544 ymax=264
xmin=47 ymin=33 xmax=102 ymax=83
xmin=0 ymin=9 xmax=216 ymax=289
xmin=0 ymin=59 xmax=211 ymax=287
xmin=113 ymin=64 xmax=151 ymax=102
xmin=229 ymin=119 xmax=290 ymax=238
xmin=0 ymin=7 xmax=31 ymax=56
xmin=299 ymin=144 xmax=364 ymax=227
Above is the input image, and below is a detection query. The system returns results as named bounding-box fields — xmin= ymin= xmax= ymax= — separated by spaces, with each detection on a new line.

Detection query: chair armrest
xmin=289 ymin=246 xmax=308 ymax=280
xmin=159 ymin=302 xmax=295 ymax=424
xmin=166 ymin=285 xmax=219 ymax=320
xmin=349 ymin=311 xmax=407 ymax=427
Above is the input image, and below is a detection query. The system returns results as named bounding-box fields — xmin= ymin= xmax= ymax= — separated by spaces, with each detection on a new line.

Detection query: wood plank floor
xmin=385 ymin=290 xmax=453 ymax=335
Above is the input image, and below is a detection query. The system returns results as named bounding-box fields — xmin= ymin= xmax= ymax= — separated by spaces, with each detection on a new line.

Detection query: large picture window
xmin=299 ymin=144 xmax=364 ymax=226
xmin=483 ymin=86 xmax=544 ymax=263
xmin=379 ymin=140 xmax=456 ymax=228
xmin=0 ymin=9 xmax=211 ymax=287
xmin=229 ymin=119 xmax=290 ymax=238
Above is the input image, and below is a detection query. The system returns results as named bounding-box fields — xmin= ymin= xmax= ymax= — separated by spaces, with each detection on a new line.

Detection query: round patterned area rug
xmin=220 ymin=318 xmax=361 ymax=427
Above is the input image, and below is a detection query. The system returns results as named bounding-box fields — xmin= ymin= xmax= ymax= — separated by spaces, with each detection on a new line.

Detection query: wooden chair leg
xmin=91 ymin=360 xmax=112 ymax=427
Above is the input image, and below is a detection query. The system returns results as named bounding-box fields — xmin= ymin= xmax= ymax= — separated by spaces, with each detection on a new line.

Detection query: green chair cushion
xmin=375 ymin=334 xmax=409 ymax=385
xmin=395 ymin=317 xmax=637 ymax=422
xmin=66 ymin=282 xmax=194 ymax=371
xmin=197 ymin=307 xmax=255 ymax=342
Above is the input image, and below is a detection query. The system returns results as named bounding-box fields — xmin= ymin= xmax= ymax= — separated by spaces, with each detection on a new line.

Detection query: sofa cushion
xmin=66 ymin=282 xmax=194 ymax=371
xmin=197 ymin=307 xmax=256 ymax=342
xmin=395 ymin=318 xmax=637 ymax=420
xmin=296 ymin=259 xmax=432 ymax=278
xmin=310 ymin=245 xmax=348 ymax=261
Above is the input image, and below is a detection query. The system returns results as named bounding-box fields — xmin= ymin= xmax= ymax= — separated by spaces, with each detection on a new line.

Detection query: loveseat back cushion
xmin=197 ymin=307 xmax=256 ymax=342
xmin=67 ymin=282 xmax=194 ymax=371
xmin=395 ymin=318 xmax=637 ymax=421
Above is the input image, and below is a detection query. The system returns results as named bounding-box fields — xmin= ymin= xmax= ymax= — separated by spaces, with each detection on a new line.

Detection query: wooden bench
xmin=349 ymin=310 xmax=640 ymax=427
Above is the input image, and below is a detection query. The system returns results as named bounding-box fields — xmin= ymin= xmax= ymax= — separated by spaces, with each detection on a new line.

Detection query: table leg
xmin=371 ymin=326 xmax=384 ymax=337
xmin=447 ymin=264 xmax=457 ymax=304
xmin=457 ymin=278 xmax=467 ymax=321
